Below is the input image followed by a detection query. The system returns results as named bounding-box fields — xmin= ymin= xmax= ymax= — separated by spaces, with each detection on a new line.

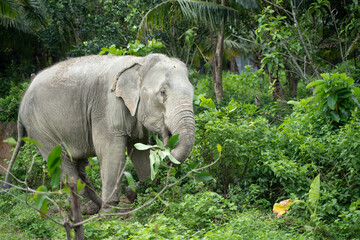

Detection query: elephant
xmin=4 ymin=53 xmax=195 ymax=214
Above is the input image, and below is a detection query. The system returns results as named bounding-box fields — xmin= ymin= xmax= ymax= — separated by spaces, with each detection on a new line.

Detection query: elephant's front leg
xmin=98 ymin=136 xmax=127 ymax=211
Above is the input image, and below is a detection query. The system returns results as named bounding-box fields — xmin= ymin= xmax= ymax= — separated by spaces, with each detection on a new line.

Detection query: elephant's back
xmin=18 ymin=55 xmax=134 ymax=158
xmin=30 ymin=55 xmax=131 ymax=87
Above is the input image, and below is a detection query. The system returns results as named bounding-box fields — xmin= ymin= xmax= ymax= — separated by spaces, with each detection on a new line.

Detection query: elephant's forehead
xmin=147 ymin=62 xmax=188 ymax=81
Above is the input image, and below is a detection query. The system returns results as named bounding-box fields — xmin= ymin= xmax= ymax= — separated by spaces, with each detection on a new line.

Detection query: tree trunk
xmin=286 ymin=69 xmax=300 ymax=98
xmin=212 ymin=30 xmax=224 ymax=103
xmin=69 ymin=177 xmax=85 ymax=240
xmin=211 ymin=0 xmax=226 ymax=104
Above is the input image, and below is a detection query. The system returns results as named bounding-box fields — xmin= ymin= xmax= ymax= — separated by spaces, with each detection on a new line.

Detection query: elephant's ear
xmin=111 ymin=63 xmax=142 ymax=116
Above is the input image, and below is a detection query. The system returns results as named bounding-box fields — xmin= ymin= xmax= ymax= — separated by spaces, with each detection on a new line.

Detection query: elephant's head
xmin=112 ymin=54 xmax=195 ymax=163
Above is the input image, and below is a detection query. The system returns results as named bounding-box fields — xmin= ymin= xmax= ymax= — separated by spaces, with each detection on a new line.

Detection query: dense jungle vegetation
xmin=0 ymin=0 xmax=360 ymax=239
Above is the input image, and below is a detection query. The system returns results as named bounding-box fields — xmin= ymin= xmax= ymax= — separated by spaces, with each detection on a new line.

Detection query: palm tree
xmin=138 ymin=0 xmax=258 ymax=103
xmin=0 ymin=0 xmax=47 ymax=33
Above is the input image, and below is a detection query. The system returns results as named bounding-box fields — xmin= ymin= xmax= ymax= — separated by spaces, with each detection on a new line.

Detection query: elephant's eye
xmin=159 ymin=88 xmax=167 ymax=102
xmin=160 ymin=89 xmax=166 ymax=97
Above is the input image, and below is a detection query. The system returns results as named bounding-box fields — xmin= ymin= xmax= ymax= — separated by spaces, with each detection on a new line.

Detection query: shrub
xmin=193 ymin=67 xmax=272 ymax=113
xmin=0 ymin=81 xmax=29 ymax=122
xmin=306 ymin=72 xmax=360 ymax=123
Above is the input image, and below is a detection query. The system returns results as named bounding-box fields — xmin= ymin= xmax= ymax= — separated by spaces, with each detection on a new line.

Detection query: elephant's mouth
xmin=162 ymin=127 xmax=172 ymax=147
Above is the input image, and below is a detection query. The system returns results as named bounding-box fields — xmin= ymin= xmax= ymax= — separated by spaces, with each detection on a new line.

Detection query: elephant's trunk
xmin=165 ymin=98 xmax=195 ymax=163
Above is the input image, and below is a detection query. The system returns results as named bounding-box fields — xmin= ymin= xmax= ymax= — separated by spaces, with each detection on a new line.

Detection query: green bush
xmin=6 ymin=142 xmax=48 ymax=189
xmin=0 ymin=191 xmax=60 ymax=239
xmin=306 ymin=72 xmax=360 ymax=123
xmin=0 ymin=81 xmax=29 ymax=122
xmin=193 ymin=67 xmax=272 ymax=112
xmin=193 ymin=89 xmax=360 ymax=226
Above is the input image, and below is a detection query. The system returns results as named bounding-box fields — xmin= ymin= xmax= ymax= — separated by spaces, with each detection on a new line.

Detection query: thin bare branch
xmin=71 ymin=154 xmax=221 ymax=227
xmin=1 ymin=188 xmax=64 ymax=226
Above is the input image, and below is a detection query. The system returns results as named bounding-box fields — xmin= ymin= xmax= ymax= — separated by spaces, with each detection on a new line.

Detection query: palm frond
xmin=138 ymin=0 xmax=181 ymax=39
xmin=0 ymin=0 xmax=23 ymax=28
xmin=223 ymin=36 xmax=249 ymax=57
xmin=0 ymin=0 xmax=47 ymax=33
xmin=21 ymin=0 xmax=48 ymax=27
xmin=178 ymin=0 xmax=238 ymax=30
xmin=0 ymin=0 xmax=21 ymax=17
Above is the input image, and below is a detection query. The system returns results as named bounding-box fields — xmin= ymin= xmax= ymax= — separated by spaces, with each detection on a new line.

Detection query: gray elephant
xmin=4 ymin=53 xmax=195 ymax=213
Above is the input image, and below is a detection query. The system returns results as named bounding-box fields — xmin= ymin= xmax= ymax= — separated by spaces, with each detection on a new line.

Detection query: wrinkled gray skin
xmin=4 ymin=54 xmax=195 ymax=213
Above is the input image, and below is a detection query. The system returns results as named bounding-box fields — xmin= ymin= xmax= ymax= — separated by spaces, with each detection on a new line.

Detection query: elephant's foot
xmin=81 ymin=200 xmax=101 ymax=215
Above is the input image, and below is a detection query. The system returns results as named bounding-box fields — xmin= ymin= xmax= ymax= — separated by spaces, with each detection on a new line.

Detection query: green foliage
xmin=193 ymin=68 xmax=272 ymax=114
xmin=0 ymin=81 xmax=29 ymax=122
xmin=167 ymin=192 xmax=237 ymax=229
xmin=5 ymin=142 xmax=47 ymax=188
xmin=288 ymin=174 xmax=321 ymax=222
xmin=306 ymin=73 xmax=360 ymax=123
xmin=333 ymin=199 xmax=360 ymax=239
xmin=194 ymin=97 xmax=277 ymax=198
xmin=0 ymin=191 xmax=60 ymax=239
xmin=86 ymin=157 xmax=102 ymax=193
xmin=134 ymin=134 xmax=180 ymax=181
xmin=194 ymin=91 xmax=360 ymax=230
xmin=99 ymin=39 xmax=164 ymax=57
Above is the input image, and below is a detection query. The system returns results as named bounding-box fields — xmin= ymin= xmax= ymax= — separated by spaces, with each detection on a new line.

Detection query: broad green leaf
xmin=155 ymin=135 xmax=164 ymax=149
xmin=34 ymin=185 xmax=48 ymax=218
xmin=320 ymin=73 xmax=330 ymax=80
xmin=47 ymin=146 xmax=62 ymax=175
xmin=39 ymin=199 xmax=48 ymax=218
xmin=330 ymin=80 xmax=345 ymax=87
xmin=217 ymin=144 xmax=222 ymax=153
xmin=150 ymin=154 xmax=156 ymax=180
xmin=134 ymin=143 xmax=154 ymax=150
xmin=153 ymin=153 xmax=161 ymax=174
xmin=338 ymin=92 xmax=353 ymax=98
xmin=334 ymin=87 xmax=350 ymax=94
xmin=124 ymin=171 xmax=136 ymax=192
xmin=168 ymin=153 xmax=181 ymax=165
xmin=287 ymin=100 xmax=299 ymax=106
xmin=309 ymin=174 xmax=320 ymax=207
xmin=168 ymin=134 xmax=179 ymax=150
xmin=349 ymin=202 xmax=357 ymax=212
xmin=200 ymin=96 xmax=216 ymax=109
xmin=50 ymin=167 xmax=61 ymax=190
xmin=327 ymin=94 xmax=338 ymax=110
xmin=339 ymin=73 xmax=348 ymax=80
xmin=76 ymin=179 xmax=85 ymax=193
xmin=306 ymin=80 xmax=325 ymax=88
xmin=313 ymin=84 xmax=325 ymax=95
xmin=342 ymin=74 xmax=354 ymax=85
xmin=330 ymin=111 xmax=340 ymax=122
xmin=22 ymin=137 xmax=43 ymax=146
xmin=339 ymin=110 xmax=348 ymax=121
xmin=4 ymin=137 xmax=16 ymax=146
xmin=194 ymin=172 xmax=214 ymax=182
xmin=273 ymin=199 xmax=291 ymax=218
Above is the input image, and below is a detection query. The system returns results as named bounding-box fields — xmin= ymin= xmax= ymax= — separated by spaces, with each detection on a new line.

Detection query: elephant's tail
xmin=2 ymin=120 xmax=26 ymax=188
